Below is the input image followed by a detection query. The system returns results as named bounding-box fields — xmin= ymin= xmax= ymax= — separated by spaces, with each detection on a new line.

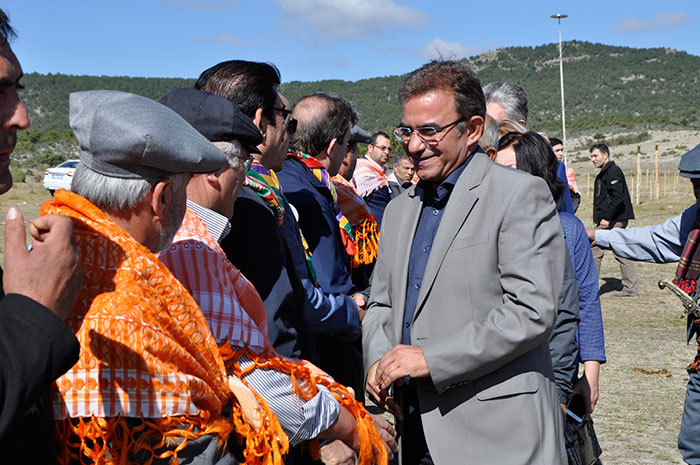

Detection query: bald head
xmin=291 ymin=92 xmax=358 ymax=158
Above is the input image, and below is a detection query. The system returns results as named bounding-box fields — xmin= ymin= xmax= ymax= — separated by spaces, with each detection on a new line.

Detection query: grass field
xmin=2 ymin=174 xmax=698 ymax=464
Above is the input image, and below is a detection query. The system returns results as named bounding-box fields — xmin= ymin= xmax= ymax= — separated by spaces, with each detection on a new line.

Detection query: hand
xmin=352 ymin=293 xmax=367 ymax=322
xmin=599 ymin=219 xmax=610 ymax=229
xmin=370 ymin=414 xmax=398 ymax=458
xmin=3 ymin=209 xmax=81 ymax=320
xmin=585 ymin=228 xmax=596 ymax=244
xmin=320 ymin=440 xmax=357 ymax=465
xmin=573 ymin=361 xmax=601 ymax=416
xmin=365 ymin=361 xmax=402 ymax=419
xmin=374 ymin=344 xmax=429 ymax=391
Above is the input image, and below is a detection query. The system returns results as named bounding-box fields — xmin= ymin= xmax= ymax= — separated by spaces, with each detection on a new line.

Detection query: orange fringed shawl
xmin=42 ymin=190 xmax=287 ymax=465
xmin=332 ymin=175 xmax=380 ymax=268
xmin=161 ymin=207 xmax=388 ymax=465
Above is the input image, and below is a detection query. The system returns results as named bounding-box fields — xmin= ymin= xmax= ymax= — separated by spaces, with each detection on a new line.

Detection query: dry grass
xmin=576 ymin=181 xmax=696 ymax=464
xmin=0 ymin=181 xmax=53 ymax=260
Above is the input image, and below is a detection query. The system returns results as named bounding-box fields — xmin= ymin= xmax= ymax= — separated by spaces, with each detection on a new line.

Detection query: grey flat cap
xmin=70 ymin=90 xmax=227 ymax=179
xmin=679 ymin=144 xmax=700 ymax=178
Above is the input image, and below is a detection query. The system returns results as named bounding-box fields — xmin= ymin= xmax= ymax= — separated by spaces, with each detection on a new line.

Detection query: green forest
xmin=17 ymin=41 xmax=700 ymax=149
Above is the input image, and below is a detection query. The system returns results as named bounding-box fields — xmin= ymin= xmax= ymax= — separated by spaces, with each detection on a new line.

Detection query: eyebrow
xmin=0 ymin=72 xmax=22 ymax=88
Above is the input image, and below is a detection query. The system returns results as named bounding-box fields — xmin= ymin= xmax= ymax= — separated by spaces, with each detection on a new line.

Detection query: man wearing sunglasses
xmin=352 ymin=131 xmax=394 ymax=228
xmin=363 ymin=60 xmax=567 ymax=464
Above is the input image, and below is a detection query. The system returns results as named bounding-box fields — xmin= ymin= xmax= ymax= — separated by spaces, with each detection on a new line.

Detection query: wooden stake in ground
xmin=647 ymin=168 xmax=652 ymax=200
xmin=630 ymin=174 xmax=636 ymax=204
xmin=636 ymin=146 xmax=641 ymax=204
xmin=655 ymin=145 xmax=659 ymax=200
xmin=664 ymin=171 xmax=667 ymax=197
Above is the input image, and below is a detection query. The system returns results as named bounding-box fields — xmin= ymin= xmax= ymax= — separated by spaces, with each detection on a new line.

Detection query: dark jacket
xmin=0 ymin=270 xmax=80 ymax=464
xmin=593 ymin=160 xmax=634 ymax=224
xmin=222 ymin=186 xmax=316 ymax=361
xmin=277 ymin=156 xmax=364 ymax=397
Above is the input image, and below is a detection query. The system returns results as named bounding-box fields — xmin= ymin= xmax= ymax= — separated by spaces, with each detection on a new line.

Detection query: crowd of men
xmin=3 ymin=6 xmax=700 ymax=465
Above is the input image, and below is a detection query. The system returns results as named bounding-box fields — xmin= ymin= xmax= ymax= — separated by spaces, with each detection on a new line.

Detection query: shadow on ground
xmin=599 ymin=277 xmax=623 ymax=296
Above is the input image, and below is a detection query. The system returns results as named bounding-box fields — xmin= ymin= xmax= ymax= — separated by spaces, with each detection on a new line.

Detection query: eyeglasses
xmin=372 ymin=144 xmax=393 ymax=154
xmin=271 ymin=107 xmax=297 ymax=135
xmin=394 ymin=117 xmax=467 ymax=144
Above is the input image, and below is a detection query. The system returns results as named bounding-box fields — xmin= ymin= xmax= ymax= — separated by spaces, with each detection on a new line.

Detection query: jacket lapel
xmin=413 ymin=152 xmax=489 ymax=321
xmin=392 ymin=185 xmax=423 ymax=342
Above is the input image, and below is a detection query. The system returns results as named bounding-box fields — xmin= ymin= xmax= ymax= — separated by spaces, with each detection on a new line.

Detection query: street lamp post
xmin=551 ymin=13 xmax=568 ymax=166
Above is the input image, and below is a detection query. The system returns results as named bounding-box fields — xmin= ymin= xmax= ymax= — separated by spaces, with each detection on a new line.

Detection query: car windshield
xmin=59 ymin=161 xmax=79 ymax=168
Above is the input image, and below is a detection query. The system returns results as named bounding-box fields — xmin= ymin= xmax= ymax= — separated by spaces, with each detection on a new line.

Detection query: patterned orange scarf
xmin=162 ymin=207 xmax=388 ymax=465
xmin=42 ymin=190 xmax=285 ymax=465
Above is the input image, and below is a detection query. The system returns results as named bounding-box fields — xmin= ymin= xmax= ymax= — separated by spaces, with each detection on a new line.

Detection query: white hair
xmin=71 ymin=164 xmax=190 ymax=213
xmin=212 ymin=140 xmax=245 ymax=169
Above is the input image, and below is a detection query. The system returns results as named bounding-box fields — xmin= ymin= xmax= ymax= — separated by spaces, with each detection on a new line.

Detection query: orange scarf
xmin=162 ymin=206 xmax=387 ymax=465
xmin=42 ymin=190 xmax=285 ymax=465
xmin=332 ymin=175 xmax=380 ymax=268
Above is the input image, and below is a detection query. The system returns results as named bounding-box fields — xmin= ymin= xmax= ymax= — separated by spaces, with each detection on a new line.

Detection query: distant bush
xmin=37 ymin=152 xmax=66 ymax=167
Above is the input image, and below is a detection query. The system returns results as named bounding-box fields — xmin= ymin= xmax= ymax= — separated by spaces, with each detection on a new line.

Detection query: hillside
xmin=17 ymin=41 xmax=700 ymax=144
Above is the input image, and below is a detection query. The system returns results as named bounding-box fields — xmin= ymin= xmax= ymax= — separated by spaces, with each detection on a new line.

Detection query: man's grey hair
xmin=483 ymin=81 xmax=528 ymax=123
xmin=212 ymin=140 xmax=244 ymax=169
xmin=71 ymin=164 xmax=190 ymax=213
xmin=479 ymin=116 xmax=500 ymax=151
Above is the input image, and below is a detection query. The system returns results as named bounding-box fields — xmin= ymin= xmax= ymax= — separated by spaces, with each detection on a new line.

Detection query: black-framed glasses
xmin=271 ymin=107 xmax=297 ymax=135
xmin=393 ymin=117 xmax=467 ymax=144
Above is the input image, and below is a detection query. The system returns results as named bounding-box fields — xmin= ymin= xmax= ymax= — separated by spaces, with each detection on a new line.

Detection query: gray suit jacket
xmin=363 ymin=153 xmax=567 ymax=464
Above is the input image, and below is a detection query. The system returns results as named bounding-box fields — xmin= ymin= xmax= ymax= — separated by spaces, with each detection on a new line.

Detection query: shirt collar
xmin=186 ymin=199 xmax=232 ymax=244
xmin=363 ymin=155 xmax=387 ymax=175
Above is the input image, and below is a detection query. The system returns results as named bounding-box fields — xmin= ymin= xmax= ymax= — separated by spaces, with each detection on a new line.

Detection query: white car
xmin=43 ymin=159 xmax=80 ymax=194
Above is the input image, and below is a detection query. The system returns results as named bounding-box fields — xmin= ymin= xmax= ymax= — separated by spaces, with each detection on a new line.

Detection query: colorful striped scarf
xmin=332 ymin=175 xmax=380 ymax=268
xmin=290 ymin=151 xmax=356 ymax=258
xmin=41 ymin=190 xmax=281 ymax=465
xmin=244 ymin=159 xmax=317 ymax=283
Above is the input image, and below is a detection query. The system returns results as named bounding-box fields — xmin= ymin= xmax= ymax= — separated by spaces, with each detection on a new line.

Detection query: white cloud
xmin=274 ymin=0 xmax=429 ymax=39
xmin=161 ymin=0 xmax=237 ymax=10
xmin=420 ymin=38 xmax=480 ymax=60
xmin=614 ymin=11 xmax=694 ymax=34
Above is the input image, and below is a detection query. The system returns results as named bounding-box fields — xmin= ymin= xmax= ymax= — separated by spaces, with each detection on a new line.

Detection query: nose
xmin=3 ymin=94 xmax=30 ymax=131
xmin=406 ymin=131 xmax=427 ymax=155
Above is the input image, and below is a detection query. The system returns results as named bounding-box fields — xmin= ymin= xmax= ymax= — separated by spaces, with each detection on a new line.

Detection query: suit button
xmin=423 ymin=246 xmax=430 ymax=253
xmin=414 ymin=283 xmax=420 ymax=289
xmin=432 ymin=209 xmax=439 ymax=216
xmin=405 ymin=322 xmax=410 ymax=328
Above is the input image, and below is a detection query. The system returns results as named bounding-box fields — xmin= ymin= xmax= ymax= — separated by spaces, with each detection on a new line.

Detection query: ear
xmin=253 ymin=107 xmax=265 ymax=135
xmin=464 ymin=115 xmax=485 ymax=147
xmin=150 ymin=178 xmax=173 ymax=223
xmin=206 ymin=171 xmax=222 ymax=190
xmin=326 ymin=137 xmax=339 ymax=158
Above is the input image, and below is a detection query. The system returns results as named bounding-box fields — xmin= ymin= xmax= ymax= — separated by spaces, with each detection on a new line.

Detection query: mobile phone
xmin=566 ymin=394 xmax=586 ymax=422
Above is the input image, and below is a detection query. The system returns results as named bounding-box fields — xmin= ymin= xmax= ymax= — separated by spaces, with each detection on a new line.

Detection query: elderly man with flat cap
xmin=156 ymin=88 xmax=394 ymax=462
xmin=42 ymin=90 xmax=283 ymax=465
xmin=588 ymin=143 xmax=700 ymax=464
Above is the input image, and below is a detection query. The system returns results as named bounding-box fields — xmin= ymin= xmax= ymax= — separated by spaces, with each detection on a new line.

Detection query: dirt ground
xmin=3 ymin=139 xmax=700 ymax=463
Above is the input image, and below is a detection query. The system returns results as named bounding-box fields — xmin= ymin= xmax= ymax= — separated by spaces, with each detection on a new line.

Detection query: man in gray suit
xmin=363 ymin=60 xmax=567 ymax=464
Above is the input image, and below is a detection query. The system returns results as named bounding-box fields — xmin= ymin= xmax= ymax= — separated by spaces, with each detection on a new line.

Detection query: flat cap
xmin=70 ymin=90 xmax=227 ymax=179
xmin=349 ymin=124 xmax=371 ymax=144
xmin=679 ymin=144 xmax=700 ymax=178
xmin=159 ymin=88 xmax=263 ymax=154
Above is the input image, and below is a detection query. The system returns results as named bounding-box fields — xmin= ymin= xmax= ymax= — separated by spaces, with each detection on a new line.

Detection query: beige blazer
xmin=363 ymin=152 xmax=567 ymax=465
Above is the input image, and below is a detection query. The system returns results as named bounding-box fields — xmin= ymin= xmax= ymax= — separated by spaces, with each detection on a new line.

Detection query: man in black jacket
xmin=590 ymin=143 xmax=638 ymax=297
xmin=0 ymin=8 xmax=82 ymax=464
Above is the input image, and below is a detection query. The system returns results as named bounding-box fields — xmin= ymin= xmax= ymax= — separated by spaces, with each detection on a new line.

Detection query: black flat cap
xmin=679 ymin=144 xmax=700 ymax=178
xmin=349 ymin=124 xmax=371 ymax=144
xmin=70 ymin=90 xmax=227 ymax=179
xmin=159 ymin=88 xmax=263 ymax=154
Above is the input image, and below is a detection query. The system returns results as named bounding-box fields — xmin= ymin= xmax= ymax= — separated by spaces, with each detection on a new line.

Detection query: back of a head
xmin=291 ymin=92 xmax=358 ymax=157
xmin=398 ymin=60 xmax=485 ymax=136
xmin=483 ymin=81 xmax=528 ymax=123
xmin=195 ymin=60 xmax=281 ymax=123
xmin=499 ymin=131 xmax=563 ymax=201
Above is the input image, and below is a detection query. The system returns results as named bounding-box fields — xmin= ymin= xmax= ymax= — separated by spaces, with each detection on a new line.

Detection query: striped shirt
xmin=159 ymin=201 xmax=340 ymax=444
xmin=352 ymin=156 xmax=388 ymax=197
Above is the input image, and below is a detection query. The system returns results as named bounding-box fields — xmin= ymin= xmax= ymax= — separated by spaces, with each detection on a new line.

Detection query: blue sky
xmin=5 ymin=1 xmax=699 ymax=83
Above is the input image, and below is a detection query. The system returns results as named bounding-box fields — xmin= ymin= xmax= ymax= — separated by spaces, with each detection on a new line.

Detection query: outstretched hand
xmin=3 ymin=208 xmax=81 ymax=320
